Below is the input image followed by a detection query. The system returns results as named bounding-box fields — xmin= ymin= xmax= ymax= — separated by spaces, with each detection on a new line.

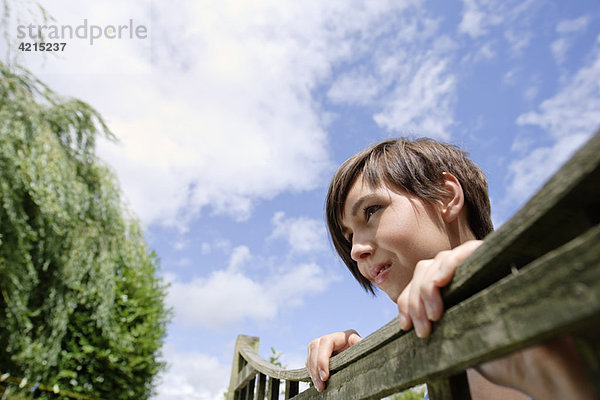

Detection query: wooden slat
xmin=426 ymin=373 xmax=471 ymax=400
xmin=255 ymin=374 xmax=266 ymax=400
xmin=285 ymin=380 xmax=299 ymax=399
xmin=246 ymin=377 xmax=256 ymax=400
xmin=267 ymin=377 xmax=280 ymax=400
xmin=292 ymin=224 xmax=600 ymax=399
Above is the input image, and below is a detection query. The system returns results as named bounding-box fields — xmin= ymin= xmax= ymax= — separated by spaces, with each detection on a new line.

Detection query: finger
xmin=416 ymin=256 xmax=445 ymax=322
xmin=347 ymin=331 xmax=362 ymax=346
xmin=407 ymin=260 xmax=434 ymax=337
xmin=397 ymin=284 xmax=413 ymax=331
xmin=408 ymin=282 xmax=431 ymax=338
xmin=316 ymin=338 xmax=334 ymax=384
xmin=317 ymin=331 xmax=356 ymax=380
xmin=433 ymin=240 xmax=482 ymax=286
xmin=310 ymin=331 xmax=359 ymax=392
xmin=421 ymin=281 xmax=444 ymax=322
xmin=306 ymin=340 xmax=323 ymax=391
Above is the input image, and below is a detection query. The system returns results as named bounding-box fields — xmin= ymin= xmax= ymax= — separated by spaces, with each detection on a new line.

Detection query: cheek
xmin=379 ymin=212 xmax=448 ymax=262
xmin=357 ymin=264 xmax=369 ymax=280
xmin=378 ymin=214 xmax=418 ymax=253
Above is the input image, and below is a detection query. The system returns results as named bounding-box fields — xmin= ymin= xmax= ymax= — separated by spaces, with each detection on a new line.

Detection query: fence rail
xmin=227 ymin=129 xmax=600 ymax=400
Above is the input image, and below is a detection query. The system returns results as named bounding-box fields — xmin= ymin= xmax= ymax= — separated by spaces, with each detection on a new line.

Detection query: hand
xmin=306 ymin=329 xmax=362 ymax=392
xmin=396 ymin=240 xmax=482 ymax=338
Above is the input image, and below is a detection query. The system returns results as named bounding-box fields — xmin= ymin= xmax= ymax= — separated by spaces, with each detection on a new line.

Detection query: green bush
xmin=0 ymin=62 xmax=170 ymax=399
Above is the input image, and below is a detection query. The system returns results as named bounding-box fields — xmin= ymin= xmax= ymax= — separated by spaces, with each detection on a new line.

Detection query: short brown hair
xmin=326 ymin=138 xmax=493 ymax=294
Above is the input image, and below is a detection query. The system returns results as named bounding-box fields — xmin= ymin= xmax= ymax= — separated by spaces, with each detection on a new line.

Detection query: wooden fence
xmin=227 ymin=129 xmax=600 ymax=400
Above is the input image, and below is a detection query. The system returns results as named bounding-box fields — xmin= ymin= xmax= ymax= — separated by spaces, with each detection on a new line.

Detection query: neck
xmin=447 ymin=213 xmax=476 ymax=248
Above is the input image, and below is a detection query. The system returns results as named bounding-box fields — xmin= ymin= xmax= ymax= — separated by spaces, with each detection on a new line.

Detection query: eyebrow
xmin=350 ymin=193 xmax=379 ymax=217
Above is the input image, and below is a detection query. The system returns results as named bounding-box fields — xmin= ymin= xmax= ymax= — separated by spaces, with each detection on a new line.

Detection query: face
xmin=341 ymin=177 xmax=453 ymax=302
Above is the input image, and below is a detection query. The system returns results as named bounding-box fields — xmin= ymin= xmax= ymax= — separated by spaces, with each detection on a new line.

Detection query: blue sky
xmin=3 ymin=0 xmax=600 ymax=399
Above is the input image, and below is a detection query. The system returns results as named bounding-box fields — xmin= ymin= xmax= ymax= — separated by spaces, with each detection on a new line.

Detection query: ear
xmin=440 ymin=172 xmax=464 ymax=223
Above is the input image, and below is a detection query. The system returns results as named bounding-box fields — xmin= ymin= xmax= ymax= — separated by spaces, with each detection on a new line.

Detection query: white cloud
xmin=504 ymin=29 xmax=532 ymax=56
xmin=458 ymin=0 xmax=487 ymax=38
xmin=551 ymin=38 xmax=569 ymax=64
xmin=551 ymin=16 xmax=591 ymax=65
xmin=505 ymin=133 xmax=589 ymax=203
xmin=166 ymin=262 xmax=333 ymax=329
xmin=327 ymin=72 xmax=381 ymax=106
xmin=14 ymin=0 xmax=469 ymax=227
xmin=516 ymin=44 xmax=600 ymax=140
xmin=524 ymin=85 xmax=538 ymax=102
xmin=154 ymin=344 xmax=229 ymax=400
xmin=556 ymin=16 xmax=589 ymax=34
xmin=227 ymin=245 xmax=251 ymax=271
xmin=22 ymin=1 xmax=426 ymax=229
xmin=269 ymin=212 xmax=328 ymax=254
xmin=503 ymin=68 xmax=518 ymax=85
xmin=374 ymin=57 xmax=456 ymax=140
xmin=458 ymin=0 xmax=537 ymax=55
xmin=324 ymin=11 xmax=459 ymax=139
xmin=508 ymin=41 xmax=600 ymax=204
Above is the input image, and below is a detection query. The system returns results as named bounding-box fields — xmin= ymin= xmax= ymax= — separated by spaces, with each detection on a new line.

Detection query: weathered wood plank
xmin=445 ymin=129 xmax=600 ymax=306
xmin=289 ymin=130 xmax=600 ymax=380
xmin=234 ymin=131 xmax=600 ymax=398
xmin=240 ymin=347 xmax=310 ymax=381
xmin=292 ymin=223 xmax=600 ymax=399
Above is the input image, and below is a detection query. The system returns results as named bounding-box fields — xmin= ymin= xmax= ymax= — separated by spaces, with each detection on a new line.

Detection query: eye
xmin=364 ymin=205 xmax=381 ymax=221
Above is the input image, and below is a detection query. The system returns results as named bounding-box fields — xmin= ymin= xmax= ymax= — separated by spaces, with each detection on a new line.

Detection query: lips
xmin=370 ymin=262 xmax=391 ymax=285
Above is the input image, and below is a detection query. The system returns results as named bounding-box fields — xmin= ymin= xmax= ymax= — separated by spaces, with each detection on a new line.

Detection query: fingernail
xmin=399 ymin=313 xmax=408 ymax=330
xmin=415 ymin=326 xmax=424 ymax=338
xmin=415 ymin=319 xmax=430 ymax=338
xmin=319 ymin=368 xmax=327 ymax=381
xmin=425 ymin=303 xmax=434 ymax=320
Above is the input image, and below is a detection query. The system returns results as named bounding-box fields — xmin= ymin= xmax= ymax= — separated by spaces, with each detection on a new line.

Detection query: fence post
xmin=227 ymin=335 xmax=260 ymax=400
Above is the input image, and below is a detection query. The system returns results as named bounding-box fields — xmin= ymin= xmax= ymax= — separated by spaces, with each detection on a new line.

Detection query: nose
xmin=350 ymin=239 xmax=373 ymax=262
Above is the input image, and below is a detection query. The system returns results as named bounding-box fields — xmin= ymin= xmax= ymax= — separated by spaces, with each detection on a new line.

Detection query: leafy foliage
xmin=268 ymin=347 xmax=285 ymax=369
xmin=384 ymin=386 xmax=426 ymax=400
xmin=0 ymin=61 xmax=170 ymax=399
